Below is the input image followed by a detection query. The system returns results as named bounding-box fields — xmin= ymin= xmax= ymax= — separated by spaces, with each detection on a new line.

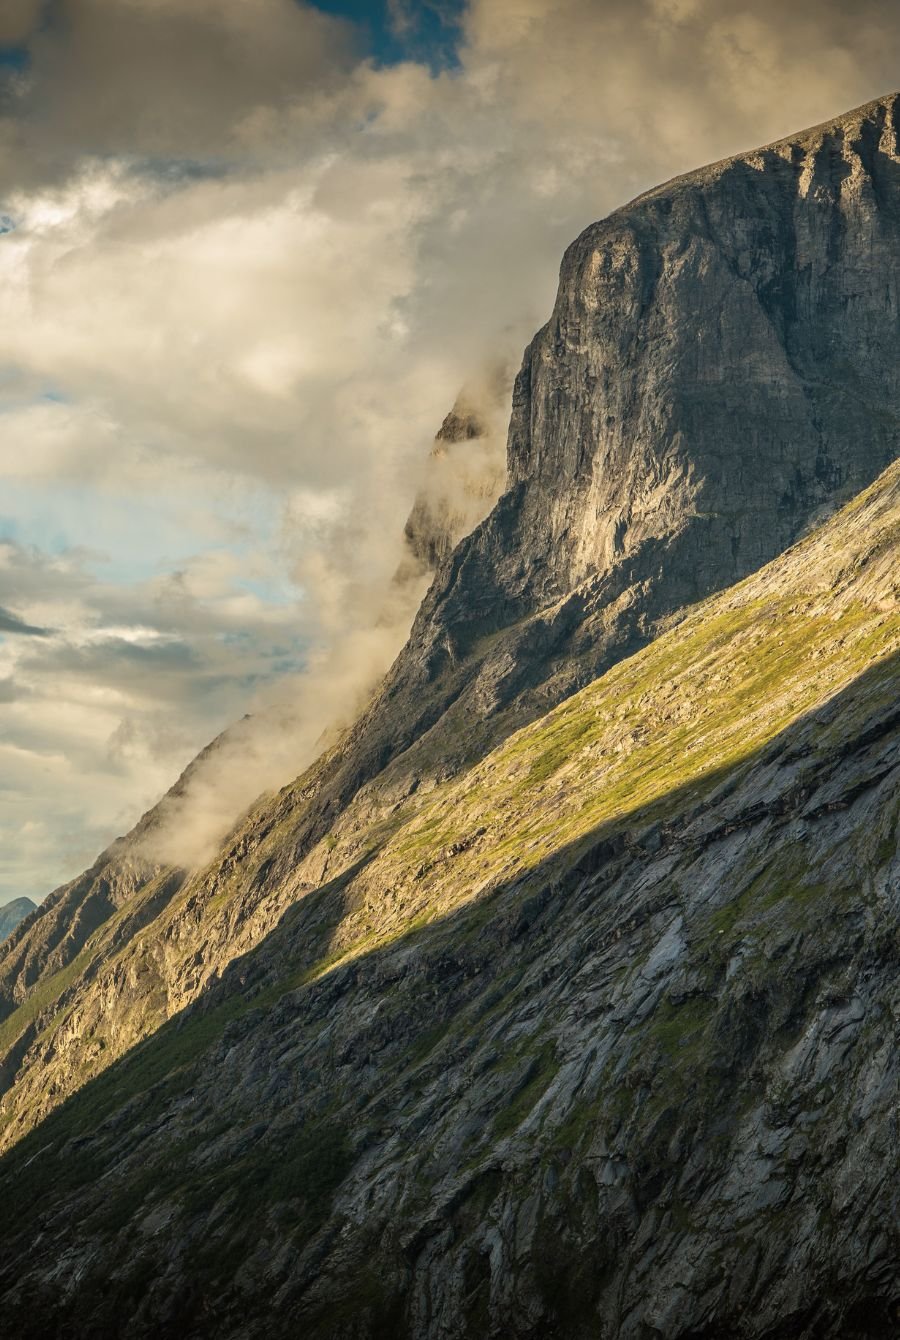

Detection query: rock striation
xmin=0 ymin=93 xmax=898 ymax=1339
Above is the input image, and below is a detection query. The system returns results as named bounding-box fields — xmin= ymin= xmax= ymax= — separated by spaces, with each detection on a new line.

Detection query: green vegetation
xmin=527 ymin=714 xmax=596 ymax=784
xmin=2 ymin=464 xmax=899 ymax=1169
xmin=493 ymin=1043 xmax=559 ymax=1137
xmin=647 ymin=996 xmax=714 ymax=1058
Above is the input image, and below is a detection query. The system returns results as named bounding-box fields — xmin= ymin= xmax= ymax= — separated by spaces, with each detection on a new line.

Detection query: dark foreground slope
xmin=1 ymin=95 xmax=898 ymax=1142
xmin=0 ymin=457 xmax=898 ymax=1340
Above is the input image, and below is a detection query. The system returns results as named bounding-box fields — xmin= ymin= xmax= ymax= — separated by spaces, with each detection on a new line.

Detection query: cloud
xmin=0 ymin=535 xmax=310 ymax=898
xmin=1 ymin=0 xmax=359 ymax=184
xmin=0 ymin=604 xmax=47 ymax=636
xmin=0 ymin=1 xmax=41 ymax=47
xmin=1 ymin=0 xmax=898 ymax=892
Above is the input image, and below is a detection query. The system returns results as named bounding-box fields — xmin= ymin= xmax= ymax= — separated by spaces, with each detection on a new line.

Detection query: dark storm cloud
xmin=0 ymin=0 xmax=360 ymax=186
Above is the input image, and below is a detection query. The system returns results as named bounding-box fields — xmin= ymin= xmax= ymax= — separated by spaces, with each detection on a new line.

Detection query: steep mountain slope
xmin=329 ymin=89 xmax=900 ymax=786
xmin=2 ymin=92 xmax=897 ymax=1103
xmin=0 ymin=455 xmax=897 ymax=1339
xmin=0 ymin=899 xmax=35 ymax=943
xmin=0 ymin=360 xmax=512 ymax=1027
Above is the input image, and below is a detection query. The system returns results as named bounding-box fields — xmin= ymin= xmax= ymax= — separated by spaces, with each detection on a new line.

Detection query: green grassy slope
xmin=0 ymin=461 xmax=897 ymax=1157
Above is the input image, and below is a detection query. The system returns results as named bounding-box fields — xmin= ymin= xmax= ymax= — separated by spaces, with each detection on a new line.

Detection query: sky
xmin=0 ymin=0 xmax=898 ymax=903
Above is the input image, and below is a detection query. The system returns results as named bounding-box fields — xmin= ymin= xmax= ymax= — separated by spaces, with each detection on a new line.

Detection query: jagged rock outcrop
xmin=402 ymin=368 xmax=510 ymax=573
xmin=0 ymin=899 xmax=35 ymax=943
xmin=346 ymin=91 xmax=900 ymax=777
xmin=0 ymin=93 xmax=898 ymax=1340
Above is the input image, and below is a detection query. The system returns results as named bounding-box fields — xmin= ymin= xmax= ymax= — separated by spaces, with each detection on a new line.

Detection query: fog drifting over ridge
xmin=1 ymin=0 xmax=898 ymax=897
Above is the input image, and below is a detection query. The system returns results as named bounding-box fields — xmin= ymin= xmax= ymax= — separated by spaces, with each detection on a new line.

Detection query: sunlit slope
xmin=333 ymin=464 xmax=899 ymax=936
xmin=0 ymin=461 xmax=897 ymax=1157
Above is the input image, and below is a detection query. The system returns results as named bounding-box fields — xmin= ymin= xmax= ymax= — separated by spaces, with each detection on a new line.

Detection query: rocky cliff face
xmin=0 ymin=93 xmax=898 ymax=1340
xmin=360 ymin=90 xmax=900 ymax=764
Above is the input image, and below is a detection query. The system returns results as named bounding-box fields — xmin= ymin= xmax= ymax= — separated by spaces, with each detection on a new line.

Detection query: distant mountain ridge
xmin=0 ymin=93 xmax=898 ymax=1338
xmin=0 ymin=899 xmax=35 ymax=943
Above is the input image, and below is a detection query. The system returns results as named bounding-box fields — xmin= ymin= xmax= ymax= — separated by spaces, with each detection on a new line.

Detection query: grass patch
xmin=493 ymin=1043 xmax=559 ymax=1138
xmin=648 ymin=996 xmax=714 ymax=1058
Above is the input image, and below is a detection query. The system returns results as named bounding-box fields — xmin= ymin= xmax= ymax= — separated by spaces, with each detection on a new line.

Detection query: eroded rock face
xmin=506 ymin=105 xmax=900 ymax=597
xmin=399 ymin=91 xmax=900 ymax=685
xmin=402 ymin=369 xmax=510 ymax=575
xmin=275 ymin=91 xmax=900 ymax=856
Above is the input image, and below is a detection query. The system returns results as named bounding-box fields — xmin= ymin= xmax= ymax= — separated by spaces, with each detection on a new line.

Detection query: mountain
xmin=0 ymin=375 xmax=506 ymax=1039
xmin=0 ymin=899 xmax=36 ymax=943
xmin=402 ymin=365 xmax=510 ymax=573
xmin=4 ymin=90 xmax=897 ymax=1055
xmin=0 ymin=94 xmax=898 ymax=1338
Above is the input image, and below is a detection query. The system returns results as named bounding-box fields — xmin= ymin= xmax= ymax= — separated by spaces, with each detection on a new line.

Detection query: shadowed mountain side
xmin=0 ymin=643 xmax=896 ymax=1339
xmin=0 ymin=454 xmax=897 ymax=1159
xmin=2 ymin=92 xmax=898 ymax=1044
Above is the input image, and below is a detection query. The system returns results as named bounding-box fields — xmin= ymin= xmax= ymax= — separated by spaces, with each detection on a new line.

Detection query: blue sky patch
xmin=0 ymin=479 xmax=291 ymax=601
xmin=306 ymin=0 xmax=465 ymax=72
xmin=0 ymin=46 xmax=29 ymax=73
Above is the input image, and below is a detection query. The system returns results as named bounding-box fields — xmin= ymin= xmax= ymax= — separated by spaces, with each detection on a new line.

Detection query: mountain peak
xmin=633 ymin=88 xmax=900 ymax=204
